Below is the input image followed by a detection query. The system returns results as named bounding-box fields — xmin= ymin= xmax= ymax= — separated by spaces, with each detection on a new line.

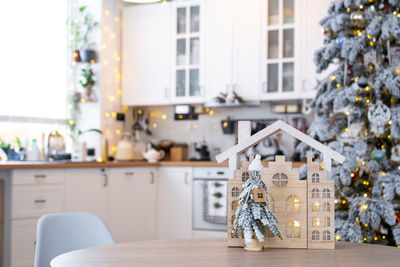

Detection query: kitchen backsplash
xmin=124 ymin=102 xmax=313 ymax=161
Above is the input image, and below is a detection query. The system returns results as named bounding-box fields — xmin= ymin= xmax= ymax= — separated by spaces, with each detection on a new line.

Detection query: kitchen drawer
xmin=193 ymin=167 xmax=228 ymax=179
xmin=11 ymin=218 xmax=38 ymax=267
xmin=12 ymin=169 xmax=64 ymax=185
xmin=12 ymin=184 xmax=64 ymax=219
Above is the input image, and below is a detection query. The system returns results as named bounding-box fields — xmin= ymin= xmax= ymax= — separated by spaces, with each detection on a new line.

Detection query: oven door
xmin=192 ymin=178 xmax=227 ymax=231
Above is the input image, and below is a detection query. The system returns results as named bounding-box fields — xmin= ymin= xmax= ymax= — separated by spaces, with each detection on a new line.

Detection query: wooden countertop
xmin=50 ymin=238 xmax=400 ymax=267
xmin=0 ymin=161 xmax=305 ymax=170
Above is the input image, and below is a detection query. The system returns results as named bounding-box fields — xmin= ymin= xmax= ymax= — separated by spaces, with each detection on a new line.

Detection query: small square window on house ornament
xmin=253 ymin=188 xmax=266 ymax=203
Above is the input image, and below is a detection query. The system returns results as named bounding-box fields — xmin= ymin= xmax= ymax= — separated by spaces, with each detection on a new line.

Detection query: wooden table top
xmin=50 ymin=238 xmax=400 ymax=267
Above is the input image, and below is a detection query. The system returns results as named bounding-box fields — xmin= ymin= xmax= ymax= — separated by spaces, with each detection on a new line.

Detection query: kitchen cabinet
xmin=260 ymin=0 xmax=331 ymax=100
xmin=64 ymin=168 xmax=109 ymax=223
xmin=170 ymin=0 xmax=205 ymax=104
xmin=108 ymin=167 xmax=157 ymax=242
xmin=10 ymin=218 xmax=38 ymax=267
xmin=2 ymin=169 xmax=65 ymax=267
xmin=204 ymin=0 xmax=261 ymax=102
xmin=122 ymin=3 xmax=172 ymax=106
xmin=157 ymin=167 xmax=193 ymax=239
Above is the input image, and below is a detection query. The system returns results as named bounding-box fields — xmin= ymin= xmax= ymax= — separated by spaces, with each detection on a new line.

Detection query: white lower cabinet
xmin=64 ymin=168 xmax=109 ymax=223
xmin=108 ymin=167 xmax=157 ymax=242
xmin=157 ymin=167 xmax=193 ymax=240
xmin=11 ymin=218 xmax=38 ymax=267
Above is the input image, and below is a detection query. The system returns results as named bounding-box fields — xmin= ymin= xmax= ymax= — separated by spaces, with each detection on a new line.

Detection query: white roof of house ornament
xmin=216 ymin=120 xmax=345 ymax=176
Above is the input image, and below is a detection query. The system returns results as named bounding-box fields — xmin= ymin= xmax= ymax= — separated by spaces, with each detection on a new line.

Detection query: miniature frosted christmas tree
xmin=231 ymin=155 xmax=281 ymax=251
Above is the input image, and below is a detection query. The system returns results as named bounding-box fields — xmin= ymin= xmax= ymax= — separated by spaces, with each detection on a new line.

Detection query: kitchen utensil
xmin=47 ymin=131 xmax=66 ymax=159
xmin=142 ymin=148 xmax=165 ymax=163
xmin=116 ymin=132 xmax=135 ymax=161
xmin=170 ymin=145 xmax=188 ymax=161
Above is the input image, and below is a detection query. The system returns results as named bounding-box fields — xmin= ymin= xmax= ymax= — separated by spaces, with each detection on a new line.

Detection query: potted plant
xmin=79 ymin=66 xmax=96 ymax=101
xmin=79 ymin=6 xmax=98 ymax=63
xmin=66 ymin=6 xmax=98 ymax=63
xmin=66 ymin=11 xmax=82 ymax=62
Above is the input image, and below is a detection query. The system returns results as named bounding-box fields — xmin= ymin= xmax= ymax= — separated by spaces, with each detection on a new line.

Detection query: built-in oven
xmin=192 ymin=167 xmax=228 ymax=232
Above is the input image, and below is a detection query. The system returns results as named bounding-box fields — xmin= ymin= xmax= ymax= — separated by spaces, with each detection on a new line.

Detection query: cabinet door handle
xmin=150 ymin=171 xmax=155 ymax=184
xmin=34 ymin=199 xmax=46 ymax=204
xmin=34 ymin=174 xmax=46 ymax=179
xmin=164 ymin=87 xmax=169 ymax=99
xmin=101 ymin=168 xmax=108 ymax=187
xmin=125 ymin=172 xmax=134 ymax=176
xmin=184 ymin=172 xmax=189 ymax=185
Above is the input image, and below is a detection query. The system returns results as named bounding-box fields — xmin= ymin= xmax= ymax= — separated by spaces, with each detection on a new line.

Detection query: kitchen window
xmin=0 ymin=0 xmax=67 ymax=121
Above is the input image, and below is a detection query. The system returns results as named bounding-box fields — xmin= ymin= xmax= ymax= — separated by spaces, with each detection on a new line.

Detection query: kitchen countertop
xmin=0 ymin=160 xmax=305 ymax=169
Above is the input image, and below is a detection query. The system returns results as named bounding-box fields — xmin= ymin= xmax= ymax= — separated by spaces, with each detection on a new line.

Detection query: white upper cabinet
xmin=260 ymin=0 xmax=330 ymax=100
xmin=231 ymin=0 xmax=262 ymax=101
xmin=204 ymin=0 xmax=261 ymax=102
xmin=122 ymin=4 xmax=171 ymax=106
xmin=170 ymin=0 xmax=205 ymax=104
xmin=261 ymin=0 xmax=300 ymax=100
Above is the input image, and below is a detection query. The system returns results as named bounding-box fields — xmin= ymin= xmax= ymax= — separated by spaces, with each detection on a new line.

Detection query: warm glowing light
xmin=294 ymin=220 xmax=300 ymax=227
xmin=369 ymin=41 xmax=374 ymax=46
xmin=90 ymin=59 xmax=95 ymax=64
xmin=382 ymin=182 xmax=385 ymax=186
xmin=330 ymin=75 xmax=336 ymax=81
xmin=336 ymin=235 xmax=341 ymax=241
xmin=383 ymin=235 xmax=386 ymax=239
xmin=80 ymin=99 xmax=86 ymax=103
xmin=116 ymin=56 xmax=121 ymax=62
xmin=363 ymin=193 xmax=368 ymax=198
xmin=362 ymin=161 xmax=366 ymax=165
xmin=115 ymin=129 xmax=121 ymax=134
xmin=388 ymin=120 xmax=392 ymax=125
xmin=336 ymin=83 xmax=340 ymax=88
xmin=138 ymin=109 xmax=143 ymax=115
xmin=105 ymin=129 xmax=111 ymax=135
xmin=105 ymin=112 xmax=110 ymax=118
xmin=364 ymin=237 xmax=367 ymax=241
xmin=359 ymin=5 xmax=363 ymax=9
xmin=388 ymin=135 xmax=391 ymax=139
xmin=345 ymin=112 xmax=350 ymax=116
xmin=104 ymin=10 xmax=110 ymax=16
xmin=367 ymin=34 xmax=371 ymax=39
xmin=209 ymin=110 xmax=214 ymax=115
xmin=350 ymin=173 xmax=355 ymax=178
xmin=161 ymin=114 xmax=167 ymax=120
xmin=178 ymin=114 xmax=183 ymax=119
xmin=112 ymin=112 xmax=117 ymax=117
xmin=109 ymin=96 xmax=115 ymax=101
xmin=223 ymin=122 xmax=228 ymax=127
xmin=114 ymin=17 xmax=119 ymax=22
xmin=123 ymin=106 xmax=129 ymax=111
xmin=110 ymin=33 xmax=116 ymax=39
xmin=68 ymin=120 xmax=74 ymax=125
xmin=205 ymin=108 xmax=210 ymax=112
xmin=344 ymin=128 xmax=349 ymax=132
xmin=383 ymin=194 xmax=386 ymax=198
xmin=112 ymin=146 xmax=117 ymax=152
xmin=364 ymin=224 xmax=368 ymax=227
xmin=152 ymin=123 xmax=157 ymax=128
xmin=117 ymin=90 xmax=122 ymax=96
xmin=347 ymin=7 xmax=350 ymax=12
xmin=360 ymin=204 xmax=368 ymax=211
xmin=342 ymin=200 xmax=346 ymax=204
xmin=97 ymin=158 xmax=103 ymax=162
xmin=366 ymin=99 xmax=370 ymax=103
xmin=374 ymin=236 xmax=378 ymax=241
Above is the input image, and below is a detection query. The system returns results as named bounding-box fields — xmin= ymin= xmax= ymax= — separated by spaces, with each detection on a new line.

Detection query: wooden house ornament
xmin=253 ymin=188 xmax=266 ymax=203
xmin=216 ymin=120 xmax=345 ymax=250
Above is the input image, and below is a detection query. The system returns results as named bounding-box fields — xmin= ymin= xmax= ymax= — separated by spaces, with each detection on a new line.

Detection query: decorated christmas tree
xmin=232 ymin=155 xmax=281 ymax=251
xmin=298 ymin=0 xmax=400 ymax=246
